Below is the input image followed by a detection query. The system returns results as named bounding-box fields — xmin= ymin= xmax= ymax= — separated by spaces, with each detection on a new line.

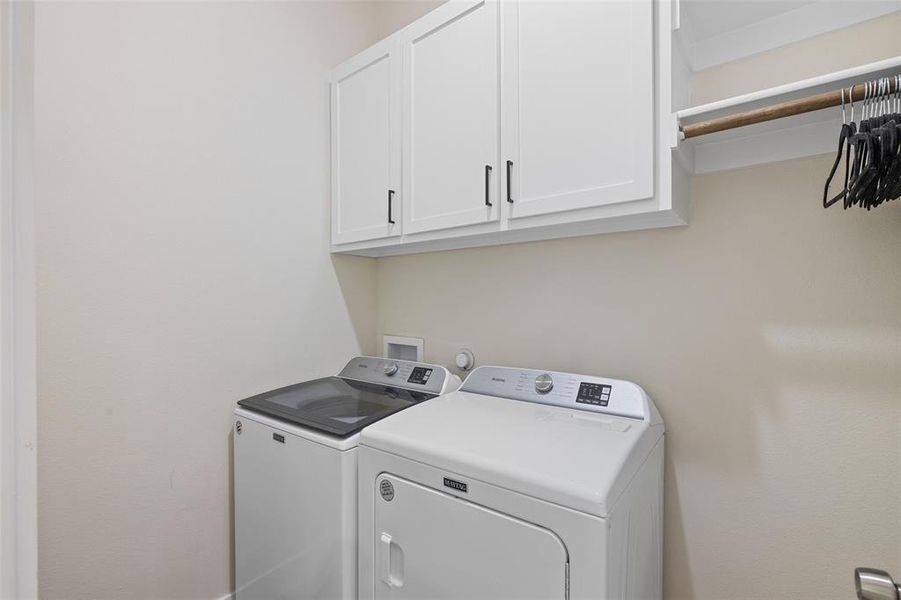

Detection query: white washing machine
xmin=358 ymin=365 xmax=664 ymax=600
xmin=233 ymin=356 xmax=460 ymax=600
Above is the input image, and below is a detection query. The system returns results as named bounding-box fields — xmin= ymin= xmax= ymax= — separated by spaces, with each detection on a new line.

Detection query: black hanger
xmin=866 ymin=77 xmax=900 ymax=208
xmin=823 ymin=77 xmax=901 ymax=210
xmin=823 ymin=121 xmax=854 ymax=208
xmin=846 ymin=81 xmax=883 ymax=209
xmin=879 ymin=76 xmax=901 ymax=203
xmin=823 ymin=87 xmax=855 ymax=208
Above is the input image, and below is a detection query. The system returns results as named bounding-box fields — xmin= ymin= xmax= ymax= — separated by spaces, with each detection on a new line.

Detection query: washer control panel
xmin=460 ymin=366 xmax=648 ymax=421
xmin=338 ymin=356 xmax=448 ymax=394
xmin=382 ymin=362 xmax=399 ymax=376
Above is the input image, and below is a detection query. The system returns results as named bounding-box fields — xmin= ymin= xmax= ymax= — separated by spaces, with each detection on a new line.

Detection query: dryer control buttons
xmin=534 ymin=373 xmax=554 ymax=394
xmin=382 ymin=362 xmax=399 ymax=376
xmin=577 ymin=382 xmax=611 ymax=406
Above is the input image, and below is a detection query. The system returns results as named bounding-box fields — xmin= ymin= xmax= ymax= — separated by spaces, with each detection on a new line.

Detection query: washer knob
xmin=534 ymin=373 xmax=554 ymax=394
xmin=382 ymin=362 xmax=399 ymax=376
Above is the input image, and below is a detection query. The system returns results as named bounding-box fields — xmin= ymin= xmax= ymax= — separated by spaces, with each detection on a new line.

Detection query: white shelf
xmin=675 ymin=56 xmax=901 ymax=173
xmin=679 ymin=55 xmax=901 ymax=122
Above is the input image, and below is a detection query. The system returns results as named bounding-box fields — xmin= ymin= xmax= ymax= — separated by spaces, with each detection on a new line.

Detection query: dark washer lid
xmin=237 ymin=376 xmax=437 ymax=438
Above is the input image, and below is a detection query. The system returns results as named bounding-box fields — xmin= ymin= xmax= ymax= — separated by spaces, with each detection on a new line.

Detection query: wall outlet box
xmin=383 ymin=335 xmax=424 ymax=362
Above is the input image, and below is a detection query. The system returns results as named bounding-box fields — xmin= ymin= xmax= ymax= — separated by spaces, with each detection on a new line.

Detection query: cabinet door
xmin=331 ymin=38 xmax=401 ymax=245
xmin=502 ymin=0 xmax=654 ymax=220
xmin=402 ymin=0 xmax=500 ymax=235
xmin=373 ymin=474 xmax=568 ymax=600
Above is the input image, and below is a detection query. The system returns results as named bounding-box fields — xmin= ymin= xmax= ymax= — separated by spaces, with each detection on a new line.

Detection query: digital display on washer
xmin=407 ymin=367 xmax=433 ymax=385
xmin=576 ymin=382 xmax=611 ymax=406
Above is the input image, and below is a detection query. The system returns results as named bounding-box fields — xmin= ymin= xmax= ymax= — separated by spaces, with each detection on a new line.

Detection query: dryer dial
xmin=534 ymin=373 xmax=554 ymax=394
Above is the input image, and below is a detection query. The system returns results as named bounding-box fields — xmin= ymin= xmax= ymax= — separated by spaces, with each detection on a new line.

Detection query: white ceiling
xmin=680 ymin=0 xmax=900 ymax=70
xmin=682 ymin=0 xmax=819 ymax=41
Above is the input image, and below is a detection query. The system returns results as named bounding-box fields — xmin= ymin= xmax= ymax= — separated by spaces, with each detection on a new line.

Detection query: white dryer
xmin=233 ymin=356 xmax=460 ymax=600
xmin=358 ymin=366 xmax=664 ymax=600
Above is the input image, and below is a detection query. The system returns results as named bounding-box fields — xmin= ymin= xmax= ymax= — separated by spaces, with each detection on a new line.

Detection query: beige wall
xmin=373 ymin=0 xmax=445 ymax=38
xmin=33 ymin=3 xmax=901 ymax=600
xmin=34 ymin=2 xmax=378 ymax=598
xmin=373 ymin=6 xmax=901 ymax=600
xmin=377 ymin=155 xmax=901 ymax=599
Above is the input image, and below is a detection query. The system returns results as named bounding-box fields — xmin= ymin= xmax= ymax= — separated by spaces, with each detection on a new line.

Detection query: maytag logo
xmin=490 ymin=377 xmax=506 ymax=383
xmin=443 ymin=477 xmax=468 ymax=493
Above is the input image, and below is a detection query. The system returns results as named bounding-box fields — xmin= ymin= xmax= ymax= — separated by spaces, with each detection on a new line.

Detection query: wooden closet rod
xmin=681 ymin=75 xmax=900 ymax=140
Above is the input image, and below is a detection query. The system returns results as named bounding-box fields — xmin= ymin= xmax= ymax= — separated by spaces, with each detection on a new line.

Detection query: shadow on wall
xmin=331 ymin=254 xmax=379 ymax=356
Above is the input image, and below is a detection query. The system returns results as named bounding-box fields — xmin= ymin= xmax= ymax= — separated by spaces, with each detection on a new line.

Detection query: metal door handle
xmin=506 ymin=160 xmax=514 ymax=203
xmin=856 ymin=568 xmax=901 ymax=600
xmin=388 ymin=190 xmax=395 ymax=224
xmin=485 ymin=165 xmax=492 ymax=207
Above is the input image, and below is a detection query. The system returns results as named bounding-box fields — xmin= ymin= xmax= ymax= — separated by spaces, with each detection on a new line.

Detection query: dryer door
xmin=373 ymin=474 xmax=568 ymax=600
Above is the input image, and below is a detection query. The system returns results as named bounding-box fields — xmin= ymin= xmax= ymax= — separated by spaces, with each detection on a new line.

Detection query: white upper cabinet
xmin=330 ymin=1 xmax=687 ymax=256
xmin=501 ymin=0 xmax=654 ymax=220
xmin=330 ymin=38 xmax=401 ymax=245
xmin=401 ymin=0 xmax=500 ymax=234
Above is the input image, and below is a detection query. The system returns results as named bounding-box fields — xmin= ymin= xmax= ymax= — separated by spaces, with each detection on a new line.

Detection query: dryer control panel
xmin=460 ymin=366 xmax=650 ymax=421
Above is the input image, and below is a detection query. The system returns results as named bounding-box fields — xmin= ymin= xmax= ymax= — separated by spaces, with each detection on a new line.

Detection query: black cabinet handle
xmin=506 ymin=160 xmax=514 ymax=203
xmin=485 ymin=165 xmax=492 ymax=207
xmin=388 ymin=190 xmax=395 ymax=224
